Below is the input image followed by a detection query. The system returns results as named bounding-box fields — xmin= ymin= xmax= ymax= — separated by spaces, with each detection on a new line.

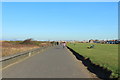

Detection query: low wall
xmin=0 ymin=46 xmax=51 ymax=68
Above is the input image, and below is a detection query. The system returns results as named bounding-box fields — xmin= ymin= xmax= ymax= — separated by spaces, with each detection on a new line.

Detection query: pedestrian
xmin=57 ymin=42 xmax=59 ymax=45
xmin=63 ymin=42 xmax=66 ymax=48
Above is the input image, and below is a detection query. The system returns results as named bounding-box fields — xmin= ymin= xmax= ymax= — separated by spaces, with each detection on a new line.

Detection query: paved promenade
xmin=3 ymin=45 xmax=92 ymax=78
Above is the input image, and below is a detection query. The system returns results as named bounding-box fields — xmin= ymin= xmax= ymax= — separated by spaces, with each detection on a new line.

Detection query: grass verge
xmin=67 ymin=43 xmax=119 ymax=78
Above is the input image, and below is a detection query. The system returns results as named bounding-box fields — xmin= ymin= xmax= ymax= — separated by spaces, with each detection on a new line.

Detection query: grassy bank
xmin=1 ymin=41 xmax=51 ymax=57
xmin=67 ymin=43 xmax=118 ymax=78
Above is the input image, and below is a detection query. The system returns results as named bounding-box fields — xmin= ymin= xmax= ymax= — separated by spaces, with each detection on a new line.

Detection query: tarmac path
xmin=2 ymin=45 xmax=93 ymax=78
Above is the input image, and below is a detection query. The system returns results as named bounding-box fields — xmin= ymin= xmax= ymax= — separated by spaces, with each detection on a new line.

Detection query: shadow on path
xmin=67 ymin=46 xmax=118 ymax=80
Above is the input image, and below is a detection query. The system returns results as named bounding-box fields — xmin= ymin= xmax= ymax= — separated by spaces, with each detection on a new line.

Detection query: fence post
xmin=29 ymin=52 xmax=31 ymax=57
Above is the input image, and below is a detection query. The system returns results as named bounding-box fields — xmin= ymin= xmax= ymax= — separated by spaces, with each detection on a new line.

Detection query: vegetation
xmin=67 ymin=43 xmax=119 ymax=78
xmin=1 ymin=39 xmax=52 ymax=57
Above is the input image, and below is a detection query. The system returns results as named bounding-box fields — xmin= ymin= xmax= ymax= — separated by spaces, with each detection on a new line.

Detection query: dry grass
xmin=0 ymin=41 xmax=40 ymax=57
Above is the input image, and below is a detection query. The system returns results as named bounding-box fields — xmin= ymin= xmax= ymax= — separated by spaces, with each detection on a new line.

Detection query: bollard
xmin=29 ymin=52 xmax=31 ymax=57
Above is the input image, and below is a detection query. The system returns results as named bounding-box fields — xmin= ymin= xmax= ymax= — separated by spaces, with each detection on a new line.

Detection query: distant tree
xmin=21 ymin=38 xmax=33 ymax=44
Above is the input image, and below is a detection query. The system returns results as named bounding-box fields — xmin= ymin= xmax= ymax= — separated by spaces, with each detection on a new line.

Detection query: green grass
xmin=67 ymin=43 xmax=119 ymax=78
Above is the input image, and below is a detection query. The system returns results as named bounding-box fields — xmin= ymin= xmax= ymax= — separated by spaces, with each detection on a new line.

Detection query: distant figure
xmin=87 ymin=45 xmax=94 ymax=49
xmin=57 ymin=42 xmax=59 ymax=45
xmin=63 ymin=42 xmax=66 ymax=48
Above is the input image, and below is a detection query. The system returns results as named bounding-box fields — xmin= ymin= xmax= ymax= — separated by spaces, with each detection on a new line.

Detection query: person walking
xmin=57 ymin=42 xmax=59 ymax=45
xmin=63 ymin=42 xmax=66 ymax=48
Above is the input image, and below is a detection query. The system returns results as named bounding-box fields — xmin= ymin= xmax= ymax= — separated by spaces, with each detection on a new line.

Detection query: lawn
xmin=67 ymin=43 xmax=119 ymax=78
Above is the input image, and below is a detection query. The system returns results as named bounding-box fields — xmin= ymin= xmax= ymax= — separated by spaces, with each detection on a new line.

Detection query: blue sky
xmin=2 ymin=2 xmax=118 ymax=41
xmin=2 ymin=0 xmax=119 ymax=2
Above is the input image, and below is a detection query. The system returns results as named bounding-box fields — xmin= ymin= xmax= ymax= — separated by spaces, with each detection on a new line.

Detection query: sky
xmin=2 ymin=2 xmax=118 ymax=41
xmin=2 ymin=0 xmax=119 ymax=2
